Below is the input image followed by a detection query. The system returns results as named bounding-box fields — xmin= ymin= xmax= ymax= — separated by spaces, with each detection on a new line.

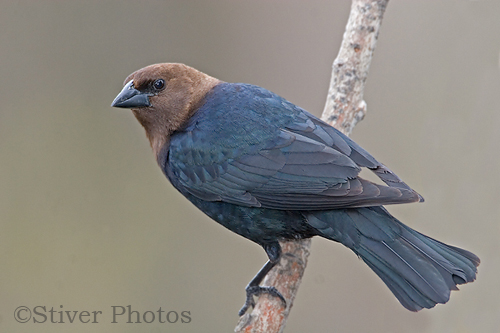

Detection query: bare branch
xmin=235 ymin=1 xmax=389 ymax=331
xmin=234 ymin=240 xmax=311 ymax=333
xmin=324 ymin=0 xmax=388 ymax=136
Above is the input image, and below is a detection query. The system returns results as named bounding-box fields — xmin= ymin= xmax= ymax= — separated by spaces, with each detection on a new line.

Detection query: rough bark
xmin=235 ymin=1 xmax=389 ymax=332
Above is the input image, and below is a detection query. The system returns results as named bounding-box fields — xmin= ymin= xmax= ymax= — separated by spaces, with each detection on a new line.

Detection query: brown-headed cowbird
xmin=111 ymin=63 xmax=479 ymax=315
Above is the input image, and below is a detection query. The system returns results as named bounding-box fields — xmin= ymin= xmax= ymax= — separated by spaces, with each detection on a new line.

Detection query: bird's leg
xmin=238 ymin=242 xmax=286 ymax=316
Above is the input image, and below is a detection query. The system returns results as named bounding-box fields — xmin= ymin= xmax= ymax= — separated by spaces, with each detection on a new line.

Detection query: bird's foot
xmin=238 ymin=285 xmax=286 ymax=316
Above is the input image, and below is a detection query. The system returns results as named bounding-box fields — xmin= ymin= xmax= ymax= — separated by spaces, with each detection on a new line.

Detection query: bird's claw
xmin=238 ymin=285 xmax=286 ymax=316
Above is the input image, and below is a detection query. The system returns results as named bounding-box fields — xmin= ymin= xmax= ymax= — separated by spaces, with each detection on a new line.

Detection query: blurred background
xmin=1 ymin=1 xmax=499 ymax=332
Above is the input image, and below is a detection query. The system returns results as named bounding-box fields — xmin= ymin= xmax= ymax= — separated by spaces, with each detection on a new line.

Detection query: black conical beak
xmin=111 ymin=80 xmax=152 ymax=108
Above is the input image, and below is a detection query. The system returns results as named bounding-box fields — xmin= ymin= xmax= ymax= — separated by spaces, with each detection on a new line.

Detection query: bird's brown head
xmin=111 ymin=63 xmax=220 ymax=157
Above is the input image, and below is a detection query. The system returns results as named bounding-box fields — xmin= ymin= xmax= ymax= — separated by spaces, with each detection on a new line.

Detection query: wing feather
xmin=166 ymin=83 xmax=422 ymax=210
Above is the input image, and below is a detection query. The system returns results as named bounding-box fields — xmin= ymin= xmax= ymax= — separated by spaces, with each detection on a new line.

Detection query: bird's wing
xmin=166 ymin=83 xmax=422 ymax=210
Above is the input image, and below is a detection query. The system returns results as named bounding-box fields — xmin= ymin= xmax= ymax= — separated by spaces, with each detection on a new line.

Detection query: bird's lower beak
xmin=111 ymin=80 xmax=151 ymax=108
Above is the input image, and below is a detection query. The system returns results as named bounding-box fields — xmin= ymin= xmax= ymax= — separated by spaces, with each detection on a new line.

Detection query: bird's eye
xmin=153 ymin=79 xmax=165 ymax=91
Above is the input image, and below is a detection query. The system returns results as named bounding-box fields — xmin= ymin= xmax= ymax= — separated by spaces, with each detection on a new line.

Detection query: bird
xmin=111 ymin=63 xmax=479 ymax=316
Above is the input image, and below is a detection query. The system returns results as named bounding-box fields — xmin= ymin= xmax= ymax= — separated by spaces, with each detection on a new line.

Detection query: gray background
xmin=1 ymin=1 xmax=498 ymax=332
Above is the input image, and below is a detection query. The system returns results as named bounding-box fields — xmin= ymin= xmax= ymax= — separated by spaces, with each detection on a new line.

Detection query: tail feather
xmin=307 ymin=206 xmax=479 ymax=311
xmin=362 ymin=252 xmax=436 ymax=310
xmin=358 ymin=237 xmax=451 ymax=308
xmin=400 ymin=228 xmax=479 ymax=283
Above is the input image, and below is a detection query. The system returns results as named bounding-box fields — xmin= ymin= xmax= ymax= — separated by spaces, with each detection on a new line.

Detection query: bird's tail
xmin=307 ymin=206 xmax=479 ymax=311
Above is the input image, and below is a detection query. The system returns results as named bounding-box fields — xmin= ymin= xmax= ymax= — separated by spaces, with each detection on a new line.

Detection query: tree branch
xmin=235 ymin=1 xmax=389 ymax=332
xmin=323 ymin=0 xmax=388 ymax=137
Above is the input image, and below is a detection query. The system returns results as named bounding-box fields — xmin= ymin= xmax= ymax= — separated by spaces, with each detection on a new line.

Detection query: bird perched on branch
xmin=111 ymin=63 xmax=479 ymax=315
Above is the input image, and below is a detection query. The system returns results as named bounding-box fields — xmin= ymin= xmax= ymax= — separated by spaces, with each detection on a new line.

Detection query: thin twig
xmin=235 ymin=1 xmax=389 ymax=332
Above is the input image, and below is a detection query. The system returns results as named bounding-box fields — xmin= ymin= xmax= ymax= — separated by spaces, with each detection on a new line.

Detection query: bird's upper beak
xmin=111 ymin=80 xmax=152 ymax=108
